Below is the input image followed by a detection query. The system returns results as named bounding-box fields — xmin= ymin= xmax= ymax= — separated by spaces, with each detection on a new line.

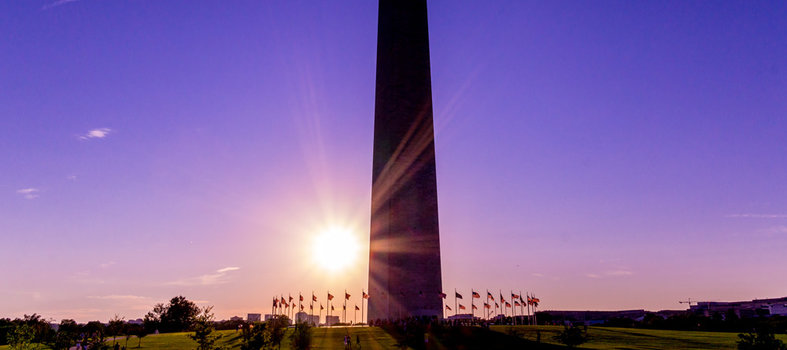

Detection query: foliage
xmin=106 ymin=315 xmax=127 ymax=338
xmin=7 ymin=324 xmax=37 ymax=350
xmin=240 ymin=322 xmax=271 ymax=350
xmin=738 ymin=327 xmax=787 ymax=350
xmin=127 ymin=324 xmax=148 ymax=347
xmin=267 ymin=315 xmax=289 ymax=350
xmin=289 ymin=321 xmax=311 ymax=350
xmin=188 ymin=306 xmax=223 ymax=350
xmin=553 ymin=324 xmax=589 ymax=348
xmin=145 ymin=296 xmax=200 ymax=333
xmin=48 ymin=319 xmax=80 ymax=350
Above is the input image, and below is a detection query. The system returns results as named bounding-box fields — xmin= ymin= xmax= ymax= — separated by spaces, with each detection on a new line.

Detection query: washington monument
xmin=367 ymin=0 xmax=443 ymax=320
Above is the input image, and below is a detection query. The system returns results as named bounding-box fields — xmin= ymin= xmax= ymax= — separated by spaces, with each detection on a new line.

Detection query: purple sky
xmin=1 ymin=0 xmax=786 ymax=322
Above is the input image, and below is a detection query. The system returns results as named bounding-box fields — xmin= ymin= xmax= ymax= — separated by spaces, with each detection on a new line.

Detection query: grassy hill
xmin=2 ymin=325 xmax=786 ymax=349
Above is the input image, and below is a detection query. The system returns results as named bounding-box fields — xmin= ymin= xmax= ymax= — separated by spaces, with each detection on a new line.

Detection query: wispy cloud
xmin=99 ymin=261 xmax=116 ymax=269
xmin=605 ymin=270 xmax=633 ymax=276
xmin=79 ymin=128 xmax=112 ymax=140
xmin=586 ymin=270 xmax=633 ymax=279
xmin=167 ymin=266 xmax=241 ymax=286
xmin=42 ymin=0 xmax=80 ymax=10
xmin=16 ymin=188 xmax=39 ymax=199
xmin=727 ymin=214 xmax=787 ymax=219
xmin=88 ymin=294 xmax=149 ymax=301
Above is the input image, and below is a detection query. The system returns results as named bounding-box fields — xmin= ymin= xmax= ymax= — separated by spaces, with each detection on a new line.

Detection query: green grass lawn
xmin=2 ymin=325 xmax=785 ymax=349
xmin=492 ymin=325 xmax=787 ymax=349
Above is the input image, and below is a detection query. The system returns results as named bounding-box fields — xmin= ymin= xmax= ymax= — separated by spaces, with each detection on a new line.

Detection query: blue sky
xmin=1 ymin=0 xmax=785 ymax=322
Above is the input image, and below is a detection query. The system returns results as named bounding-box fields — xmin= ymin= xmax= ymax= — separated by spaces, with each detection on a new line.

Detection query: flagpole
xmin=327 ymin=291 xmax=331 ymax=325
xmin=454 ymin=288 xmax=457 ymax=318
xmin=471 ymin=289 xmax=474 ymax=320
xmin=510 ymin=290 xmax=515 ymax=325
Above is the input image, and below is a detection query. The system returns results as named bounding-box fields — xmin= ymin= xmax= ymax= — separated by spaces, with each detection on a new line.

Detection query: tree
xmin=240 ymin=322 xmax=271 ymax=350
xmin=7 ymin=324 xmax=37 ymax=350
xmin=107 ymin=315 xmax=126 ymax=339
xmin=289 ymin=321 xmax=311 ymax=350
xmin=738 ymin=326 xmax=787 ymax=350
xmin=553 ymin=324 xmax=589 ymax=348
xmin=127 ymin=324 xmax=148 ymax=348
xmin=267 ymin=315 xmax=289 ymax=350
xmin=48 ymin=319 xmax=80 ymax=350
xmin=188 ymin=306 xmax=222 ymax=350
xmin=146 ymin=296 xmax=200 ymax=333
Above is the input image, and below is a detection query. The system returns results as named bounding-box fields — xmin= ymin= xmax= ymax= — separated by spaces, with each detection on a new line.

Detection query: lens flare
xmin=312 ymin=227 xmax=360 ymax=272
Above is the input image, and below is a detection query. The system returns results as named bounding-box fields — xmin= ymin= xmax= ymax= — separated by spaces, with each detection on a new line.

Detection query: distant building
xmin=446 ymin=313 xmax=479 ymax=322
xmin=325 ymin=315 xmax=339 ymax=326
xmin=230 ymin=316 xmax=243 ymax=322
xmin=690 ymin=296 xmax=787 ymax=318
xmin=540 ymin=310 xmax=648 ymax=325
xmin=127 ymin=319 xmax=143 ymax=325
xmin=247 ymin=313 xmax=261 ymax=322
xmin=295 ymin=312 xmax=319 ymax=326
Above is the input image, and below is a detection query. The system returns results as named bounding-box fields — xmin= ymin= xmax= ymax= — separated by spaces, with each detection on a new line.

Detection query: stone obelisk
xmin=367 ymin=0 xmax=443 ymax=321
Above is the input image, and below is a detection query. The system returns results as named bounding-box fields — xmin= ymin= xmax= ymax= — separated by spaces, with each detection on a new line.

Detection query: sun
xmin=311 ymin=227 xmax=360 ymax=272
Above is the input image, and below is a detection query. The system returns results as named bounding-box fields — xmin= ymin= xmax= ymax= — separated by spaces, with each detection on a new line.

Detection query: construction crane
xmin=679 ymin=298 xmax=695 ymax=307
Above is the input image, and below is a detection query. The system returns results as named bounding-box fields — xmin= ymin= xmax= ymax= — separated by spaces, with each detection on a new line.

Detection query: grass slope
xmin=492 ymin=325 xmax=787 ymax=350
xmin=3 ymin=325 xmax=785 ymax=349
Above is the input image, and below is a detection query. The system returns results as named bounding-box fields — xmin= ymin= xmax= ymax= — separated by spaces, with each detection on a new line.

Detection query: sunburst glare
xmin=312 ymin=227 xmax=360 ymax=272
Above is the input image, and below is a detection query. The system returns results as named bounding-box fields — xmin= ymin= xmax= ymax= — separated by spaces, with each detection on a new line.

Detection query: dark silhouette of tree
xmin=738 ymin=326 xmax=787 ymax=350
xmin=145 ymin=295 xmax=200 ymax=333
xmin=289 ymin=321 xmax=311 ymax=350
xmin=48 ymin=319 xmax=80 ymax=350
xmin=188 ymin=306 xmax=222 ymax=350
xmin=553 ymin=324 xmax=589 ymax=348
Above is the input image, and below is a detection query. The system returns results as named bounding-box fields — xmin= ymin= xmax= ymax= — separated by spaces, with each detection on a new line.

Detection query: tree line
xmin=0 ymin=295 xmax=311 ymax=350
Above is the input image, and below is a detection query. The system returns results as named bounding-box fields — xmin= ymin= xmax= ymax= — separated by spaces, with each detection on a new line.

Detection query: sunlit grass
xmin=491 ymin=325 xmax=787 ymax=350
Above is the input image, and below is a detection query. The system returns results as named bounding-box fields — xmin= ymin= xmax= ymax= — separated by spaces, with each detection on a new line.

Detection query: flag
xmin=500 ymin=293 xmax=505 ymax=303
xmin=515 ymin=301 xmax=521 ymax=307
xmin=459 ymin=304 xmax=466 ymax=310
xmin=328 ymin=293 xmax=334 ymax=300
xmin=363 ymin=291 xmax=369 ymax=299
xmin=313 ymin=294 xmax=318 ymax=302
xmin=343 ymin=305 xmax=346 ymax=311
xmin=320 ymin=304 xmax=324 ymax=310
xmin=310 ymin=304 xmax=313 ymax=310
xmin=300 ymin=294 xmax=304 ymax=302
xmin=289 ymin=295 xmax=293 ymax=302
xmin=495 ymin=303 xmax=499 ymax=308
xmin=355 ymin=305 xmax=360 ymax=311
xmin=455 ymin=292 xmax=463 ymax=299
xmin=445 ymin=305 xmax=452 ymax=311
xmin=527 ymin=296 xmax=533 ymax=305
xmin=273 ymin=299 xmax=278 ymax=307
xmin=439 ymin=292 xmax=447 ymax=299
xmin=300 ymin=305 xmax=304 ymax=310
xmin=472 ymin=304 xmax=478 ymax=310
xmin=532 ymin=297 xmax=540 ymax=303
xmin=472 ymin=291 xmax=480 ymax=299
xmin=331 ymin=305 xmax=335 ymax=311
xmin=484 ymin=303 xmax=490 ymax=309
xmin=512 ymin=293 xmax=520 ymax=299
xmin=520 ymin=295 xmax=525 ymax=304
xmin=487 ymin=292 xmax=494 ymax=300
xmin=345 ymin=292 xmax=351 ymax=300
xmin=281 ymin=297 xmax=286 ymax=304
xmin=505 ymin=302 xmax=511 ymax=308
